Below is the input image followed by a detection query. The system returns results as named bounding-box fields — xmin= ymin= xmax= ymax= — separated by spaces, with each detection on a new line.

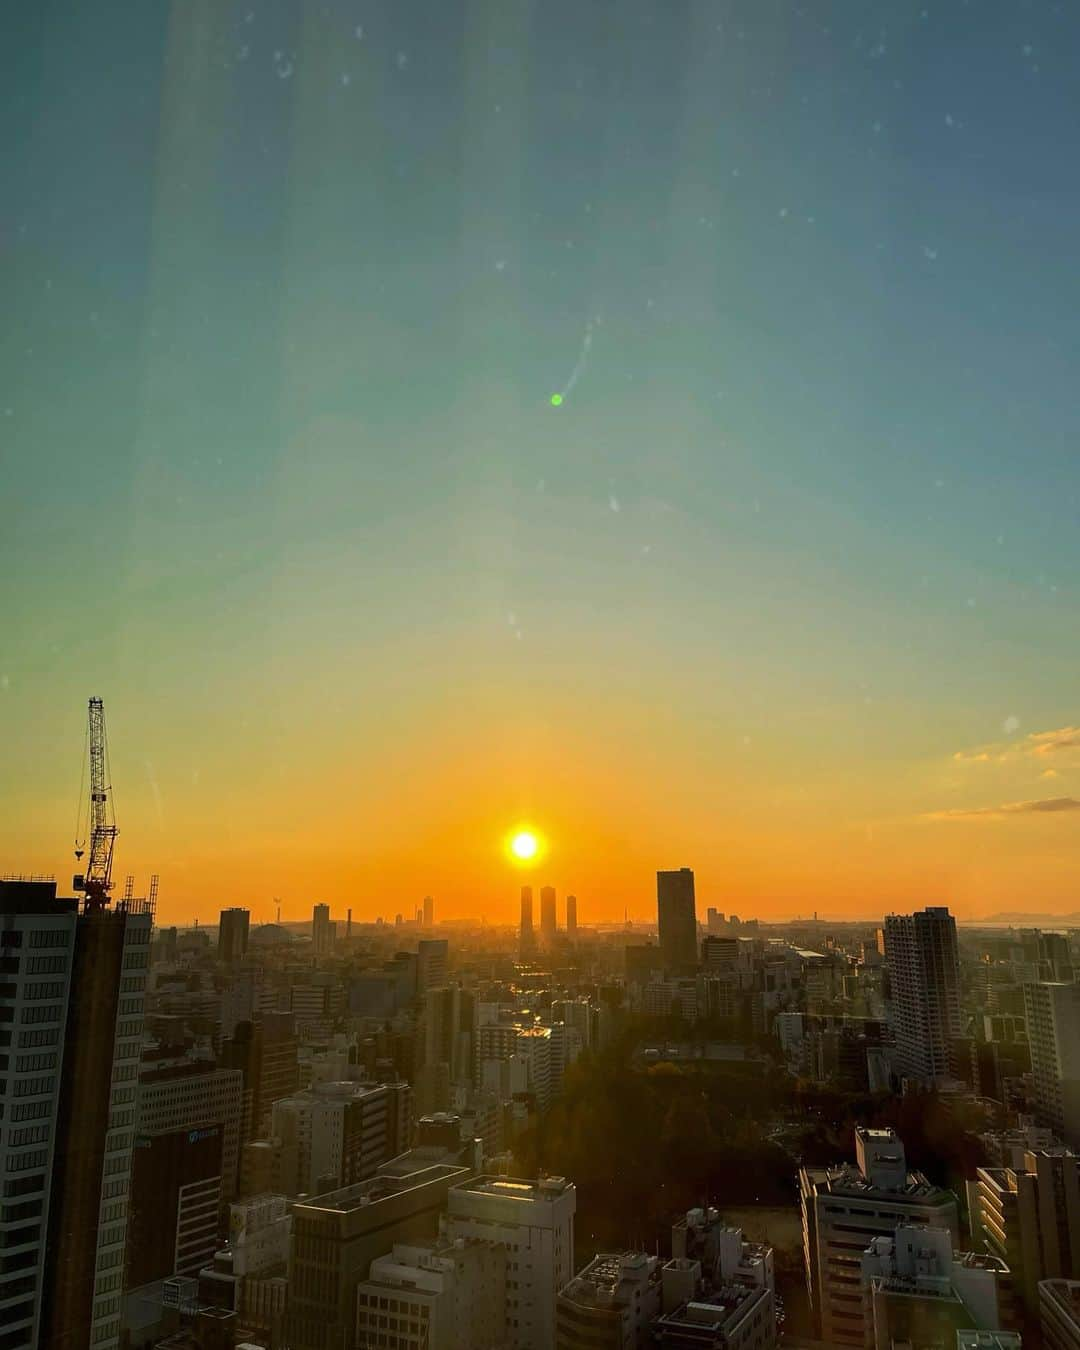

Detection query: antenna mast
xmin=73 ymin=697 xmax=118 ymax=911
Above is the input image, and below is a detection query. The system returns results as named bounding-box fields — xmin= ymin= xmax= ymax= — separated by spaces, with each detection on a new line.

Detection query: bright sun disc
xmin=511 ymin=831 xmax=538 ymax=860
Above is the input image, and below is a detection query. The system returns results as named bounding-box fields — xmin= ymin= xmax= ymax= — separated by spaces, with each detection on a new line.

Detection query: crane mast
xmin=73 ymin=696 xmax=117 ymax=911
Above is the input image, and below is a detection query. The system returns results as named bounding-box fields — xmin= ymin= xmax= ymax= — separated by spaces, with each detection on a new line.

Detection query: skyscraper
xmin=423 ymin=894 xmax=434 ymax=927
xmin=312 ymin=902 xmax=334 ymax=956
xmin=883 ymin=906 xmax=961 ymax=1087
xmin=40 ymin=891 xmax=153 ymax=1350
xmin=0 ymin=879 xmax=78 ymax=1350
xmin=566 ymin=894 xmax=578 ymax=940
xmin=218 ymin=907 xmax=250 ymax=964
xmin=1024 ymin=982 xmax=1080 ymax=1148
xmin=520 ymin=886 xmax=535 ymax=956
xmin=657 ymin=868 xmax=697 ymax=972
xmin=540 ymin=885 xmax=557 ymax=946
xmin=417 ymin=938 xmax=449 ymax=993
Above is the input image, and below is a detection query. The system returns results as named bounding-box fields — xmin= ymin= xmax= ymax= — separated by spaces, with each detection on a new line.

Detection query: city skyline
xmin=6 ymin=2 xmax=1080 ymax=923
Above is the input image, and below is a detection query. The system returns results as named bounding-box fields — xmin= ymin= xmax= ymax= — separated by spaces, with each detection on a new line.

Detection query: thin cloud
xmin=953 ymin=725 xmax=1080 ymax=765
xmin=928 ymin=796 xmax=1080 ymax=820
xmin=1028 ymin=727 xmax=1080 ymax=757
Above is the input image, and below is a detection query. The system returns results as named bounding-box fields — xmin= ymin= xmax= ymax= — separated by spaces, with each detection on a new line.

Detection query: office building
xmin=312 ymin=902 xmax=334 ymax=956
xmin=418 ymin=938 xmax=449 ymax=994
xmin=883 ymin=906 xmax=962 ymax=1087
xmin=652 ymin=1241 xmax=776 ymax=1350
xmin=520 ymin=887 xmax=535 ymax=957
xmin=800 ymin=1127 xmax=959 ymax=1346
xmin=35 ymin=886 xmax=153 ymax=1350
xmin=557 ymin=1252 xmax=661 ymax=1350
xmin=969 ymin=1148 xmax=1080 ymax=1318
xmin=218 ymin=1011 xmax=300 ymax=1143
xmin=271 ymin=1080 xmax=411 ymax=1195
xmin=671 ymin=1209 xmax=774 ymax=1294
xmin=541 ymin=886 xmax=558 ymax=946
xmin=0 ymin=880 xmax=78 ymax=1350
xmin=127 ymin=1124 xmax=224 ymax=1286
xmin=706 ymin=907 xmax=725 ymax=934
xmin=860 ymin=1225 xmax=1012 ymax=1350
xmin=423 ymin=985 xmax=477 ymax=1089
xmin=1041 ymin=1278 xmax=1080 ymax=1350
xmin=138 ymin=1058 xmax=244 ymax=1212
xmin=356 ymin=1237 xmax=508 ymax=1350
xmin=423 ymin=895 xmax=435 ymax=928
xmin=657 ymin=869 xmax=698 ymax=972
xmin=701 ymin=936 xmax=738 ymax=973
xmin=217 ymin=908 xmax=250 ymax=964
xmin=445 ymin=1174 xmax=576 ymax=1350
xmin=1024 ymin=983 xmax=1080 ymax=1148
xmin=286 ymin=1162 xmax=471 ymax=1350
xmin=198 ymin=1193 xmax=291 ymax=1339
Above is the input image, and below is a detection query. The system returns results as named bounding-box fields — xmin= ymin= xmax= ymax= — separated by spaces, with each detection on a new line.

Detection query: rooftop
xmin=294 ymin=1163 xmax=468 ymax=1214
xmin=806 ymin=1162 xmax=949 ymax=1202
xmin=453 ymin=1174 xmax=572 ymax=1201
xmin=560 ymin=1253 xmax=658 ymax=1310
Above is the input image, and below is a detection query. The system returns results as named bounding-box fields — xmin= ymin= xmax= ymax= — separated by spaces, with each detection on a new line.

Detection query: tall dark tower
xmin=657 ymin=868 xmax=698 ymax=972
xmin=519 ymin=886 xmax=535 ymax=957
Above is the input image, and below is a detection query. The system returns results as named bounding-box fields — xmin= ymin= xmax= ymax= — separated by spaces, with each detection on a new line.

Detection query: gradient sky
xmin=4 ymin=0 xmax=1079 ymax=925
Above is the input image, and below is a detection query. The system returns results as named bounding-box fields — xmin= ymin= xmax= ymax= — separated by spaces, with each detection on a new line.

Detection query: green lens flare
xmin=550 ymin=393 xmax=563 ymax=407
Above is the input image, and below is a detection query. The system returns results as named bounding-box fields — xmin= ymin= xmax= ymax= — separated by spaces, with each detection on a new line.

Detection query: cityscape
xmin=6 ymin=3 xmax=1080 ymax=1350
xmin=4 ymin=698 xmax=1080 ymax=1350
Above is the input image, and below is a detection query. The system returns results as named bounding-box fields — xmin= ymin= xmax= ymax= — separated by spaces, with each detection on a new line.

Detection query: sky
xmin=3 ymin=0 xmax=1079 ymax=926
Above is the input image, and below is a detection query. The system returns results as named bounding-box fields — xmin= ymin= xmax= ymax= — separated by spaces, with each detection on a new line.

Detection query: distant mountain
xmin=972 ymin=911 xmax=1080 ymax=924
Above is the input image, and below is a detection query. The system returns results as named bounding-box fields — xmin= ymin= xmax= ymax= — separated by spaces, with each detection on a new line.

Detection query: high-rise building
xmin=127 ymin=1124 xmax=225 ymax=1286
xmin=218 ymin=1012 xmax=300 ymax=1143
xmin=701 ymin=935 xmax=738 ymax=973
xmin=138 ymin=1058 xmax=244 ymax=1213
xmin=423 ymin=985 xmax=477 ymax=1089
xmin=286 ymin=1162 xmax=471 ymax=1350
xmin=217 ymin=907 xmax=250 ymax=964
xmin=423 ymin=895 xmax=435 ymax=927
xmin=418 ymin=938 xmax=449 ymax=994
xmin=0 ymin=880 xmax=78 ymax=1350
xmin=657 ymin=869 xmax=697 ymax=972
xmin=883 ymin=906 xmax=961 ymax=1087
xmin=1024 ymin=983 xmax=1080 ymax=1148
xmin=800 ymin=1128 xmax=960 ymax=1347
xmin=540 ymin=886 xmax=557 ymax=946
xmin=969 ymin=1148 xmax=1080 ymax=1320
xmin=566 ymin=894 xmax=578 ymax=940
xmin=520 ymin=887 xmax=535 ymax=957
xmin=271 ymin=1080 xmax=412 ymax=1195
xmin=312 ymin=902 xmax=334 ymax=956
xmin=445 ymin=1174 xmax=576 ymax=1350
xmin=38 ymin=889 xmax=153 ymax=1350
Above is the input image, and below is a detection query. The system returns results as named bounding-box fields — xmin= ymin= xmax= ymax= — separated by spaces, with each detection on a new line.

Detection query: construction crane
xmin=73 ymin=697 xmax=118 ymax=911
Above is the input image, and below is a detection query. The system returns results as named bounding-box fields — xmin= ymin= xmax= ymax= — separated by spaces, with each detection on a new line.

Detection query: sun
xmin=511 ymin=831 xmax=538 ymax=860
xmin=506 ymin=827 xmax=545 ymax=867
